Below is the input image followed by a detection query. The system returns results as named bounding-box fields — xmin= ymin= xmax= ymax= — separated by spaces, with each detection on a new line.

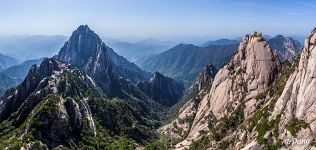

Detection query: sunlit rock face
xmin=172 ymin=31 xmax=281 ymax=149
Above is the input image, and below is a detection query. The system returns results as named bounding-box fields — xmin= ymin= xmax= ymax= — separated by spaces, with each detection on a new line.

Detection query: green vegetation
xmin=244 ymin=59 xmax=301 ymax=149
xmin=220 ymin=104 xmax=244 ymax=130
xmin=189 ymin=135 xmax=210 ymax=150
xmin=218 ymin=140 xmax=230 ymax=150
xmin=144 ymin=135 xmax=179 ymax=150
xmin=285 ymin=118 xmax=309 ymax=137
xmin=255 ymin=93 xmax=266 ymax=101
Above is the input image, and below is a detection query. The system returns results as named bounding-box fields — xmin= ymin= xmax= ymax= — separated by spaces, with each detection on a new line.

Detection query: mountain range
xmin=0 ymin=24 xmax=314 ymax=150
xmin=137 ymin=44 xmax=238 ymax=85
xmin=137 ymin=34 xmax=302 ymax=87
xmin=0 ymin=53 xmax=17 ymax=71
xmin=105 ymin=38 xmax=175 ymax=62
xmin=200 ymin=39 xmax=239 ymax=47
xmin=0 ymin=25 xmax=185 ymax=149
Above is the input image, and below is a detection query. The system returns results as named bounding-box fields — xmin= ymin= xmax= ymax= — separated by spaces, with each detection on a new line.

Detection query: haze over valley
xmin=1 ymin=0 xmax=316 ymax=149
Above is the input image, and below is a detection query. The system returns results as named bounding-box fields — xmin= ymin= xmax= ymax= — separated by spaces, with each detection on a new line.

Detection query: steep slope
xmin=268 ymin=35 xmax=302 ymax=61
xmin=56 ymin=25 xmax=148 ymax=95
xmin=187 ymin=64 xmax=218 ymax=95
xmin=137 ymin=72 xmax=184 ymax=107
xmin=138 ymin=44 xmax=237 ymax=84
xmin=56 ymin=25 xmax=163 ymax=123
xmin=1 ymin=58 xmax=43 ymax=82
xmin=164 ymin=31 xmax=282 ymax=149
xmin=107 ymin=47 xmax=150 ymax=82
xmin=0 ymin=58 xmax=158 ymax=149
xmin=160 ymin=64 xmax=217 ymax=139
xmin=0 ymin=53 xmax=17 ymax=70
xmin=264 ymin=28 xmax=316 ymax=149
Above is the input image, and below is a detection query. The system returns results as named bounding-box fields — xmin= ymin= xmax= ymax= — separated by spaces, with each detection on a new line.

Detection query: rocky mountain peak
xmin=171 ymin=32 xmax=281 ymax=149
xmin=57 ymin=25 xmax=104 ymax=68
xmin=150 ymin=71 xmax=164 ymax=80
xmin=275 ymin=34 xmax=285 ymax=39
xmin=189 ymin=64 xmax=217 ymax=93
xmin=250 ymin=31 xmax=262 ymax=37
xmin=268 ymin=34 xmax=302 ymax=61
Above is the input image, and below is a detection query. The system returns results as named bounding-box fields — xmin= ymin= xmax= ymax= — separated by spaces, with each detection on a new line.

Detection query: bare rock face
xmin=57 ymin=25 xmax=116 ymax=96
xmin=57 ymin=25 xmax=149 ymax=97
xmin=172 ymin=32 xmax=281 ymax=149
xmin=270 ymin=28 xmax=316 ymax=147
xmin=188 ymin=64 xmax=217 ymax=94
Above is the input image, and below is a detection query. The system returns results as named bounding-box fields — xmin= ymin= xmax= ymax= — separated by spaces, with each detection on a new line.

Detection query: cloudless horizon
xmin=1 ymin=0 xmax=316 ymax=41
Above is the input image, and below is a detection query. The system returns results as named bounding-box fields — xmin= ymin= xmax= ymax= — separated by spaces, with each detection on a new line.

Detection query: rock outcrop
xmin=0 ymin=58 xmax=158 ymax=149
xmin=0 ymin=58 xmax=98 ymax=147
xmin=188 ymin=64 xmax=217 ymax=95
xmin=166 ymin=31 xmax=282 ymax=149
xmin=268 ymin=28 xmax=316 ymax=149
xmin=57 ymin=25 xmax=148 ymax=91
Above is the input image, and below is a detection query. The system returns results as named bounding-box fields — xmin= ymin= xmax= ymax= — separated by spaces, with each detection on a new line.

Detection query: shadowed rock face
xmin=188 ymin=64 xmax=217 ymax=94
xmin=268 ymin=34 xmax=302 ymax=61
xmin=167 ymin=31 xmax=281 ymax=149
xmin=137 ymin=72 xmax=184 ymax=107
xmin=57 ymin=25 xmax=148 ymax=96
xmin=57 ymin=25 xmax=116 ymax=95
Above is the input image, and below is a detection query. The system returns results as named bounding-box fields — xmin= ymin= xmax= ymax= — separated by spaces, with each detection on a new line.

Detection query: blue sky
xmin=1 ymin=0 xmax=316 ymax=40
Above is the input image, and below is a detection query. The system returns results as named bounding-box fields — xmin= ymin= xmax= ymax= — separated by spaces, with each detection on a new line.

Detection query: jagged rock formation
xmin=137 ymin=43 xmax=237 ymax=85
xmin=160 ymin=64 xmax=217 ymax=139
xmin=137 ymin=72 xmax=184 ymax=107
xmin=266 ymin=28 xmax=316 ymax=149
xmin=0 ymin=26 xmax=176 ymax=149
xmin=268 ymin=35 xmax=302 ymax=61
xmin=55 ymin=25 xmax=162 ymax=119
xmin=0 ymin=58 xmax=97 ymax=148
xmin=0 ymin=58 xmax=158 ymax=149
xmin=188 ymin=64 xmax=217 ymax=95
xmin=57 ymin=25 xmax=148 ymax=86
xmin=56 ymin=25 xmax=119 ymax=96
xmin=163 ymin=31 xmax=282 ymax=149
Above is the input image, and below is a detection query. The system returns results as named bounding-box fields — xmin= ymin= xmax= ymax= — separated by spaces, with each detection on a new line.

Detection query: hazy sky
xmin=1 ymin=0 xmax=316 ymax=40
